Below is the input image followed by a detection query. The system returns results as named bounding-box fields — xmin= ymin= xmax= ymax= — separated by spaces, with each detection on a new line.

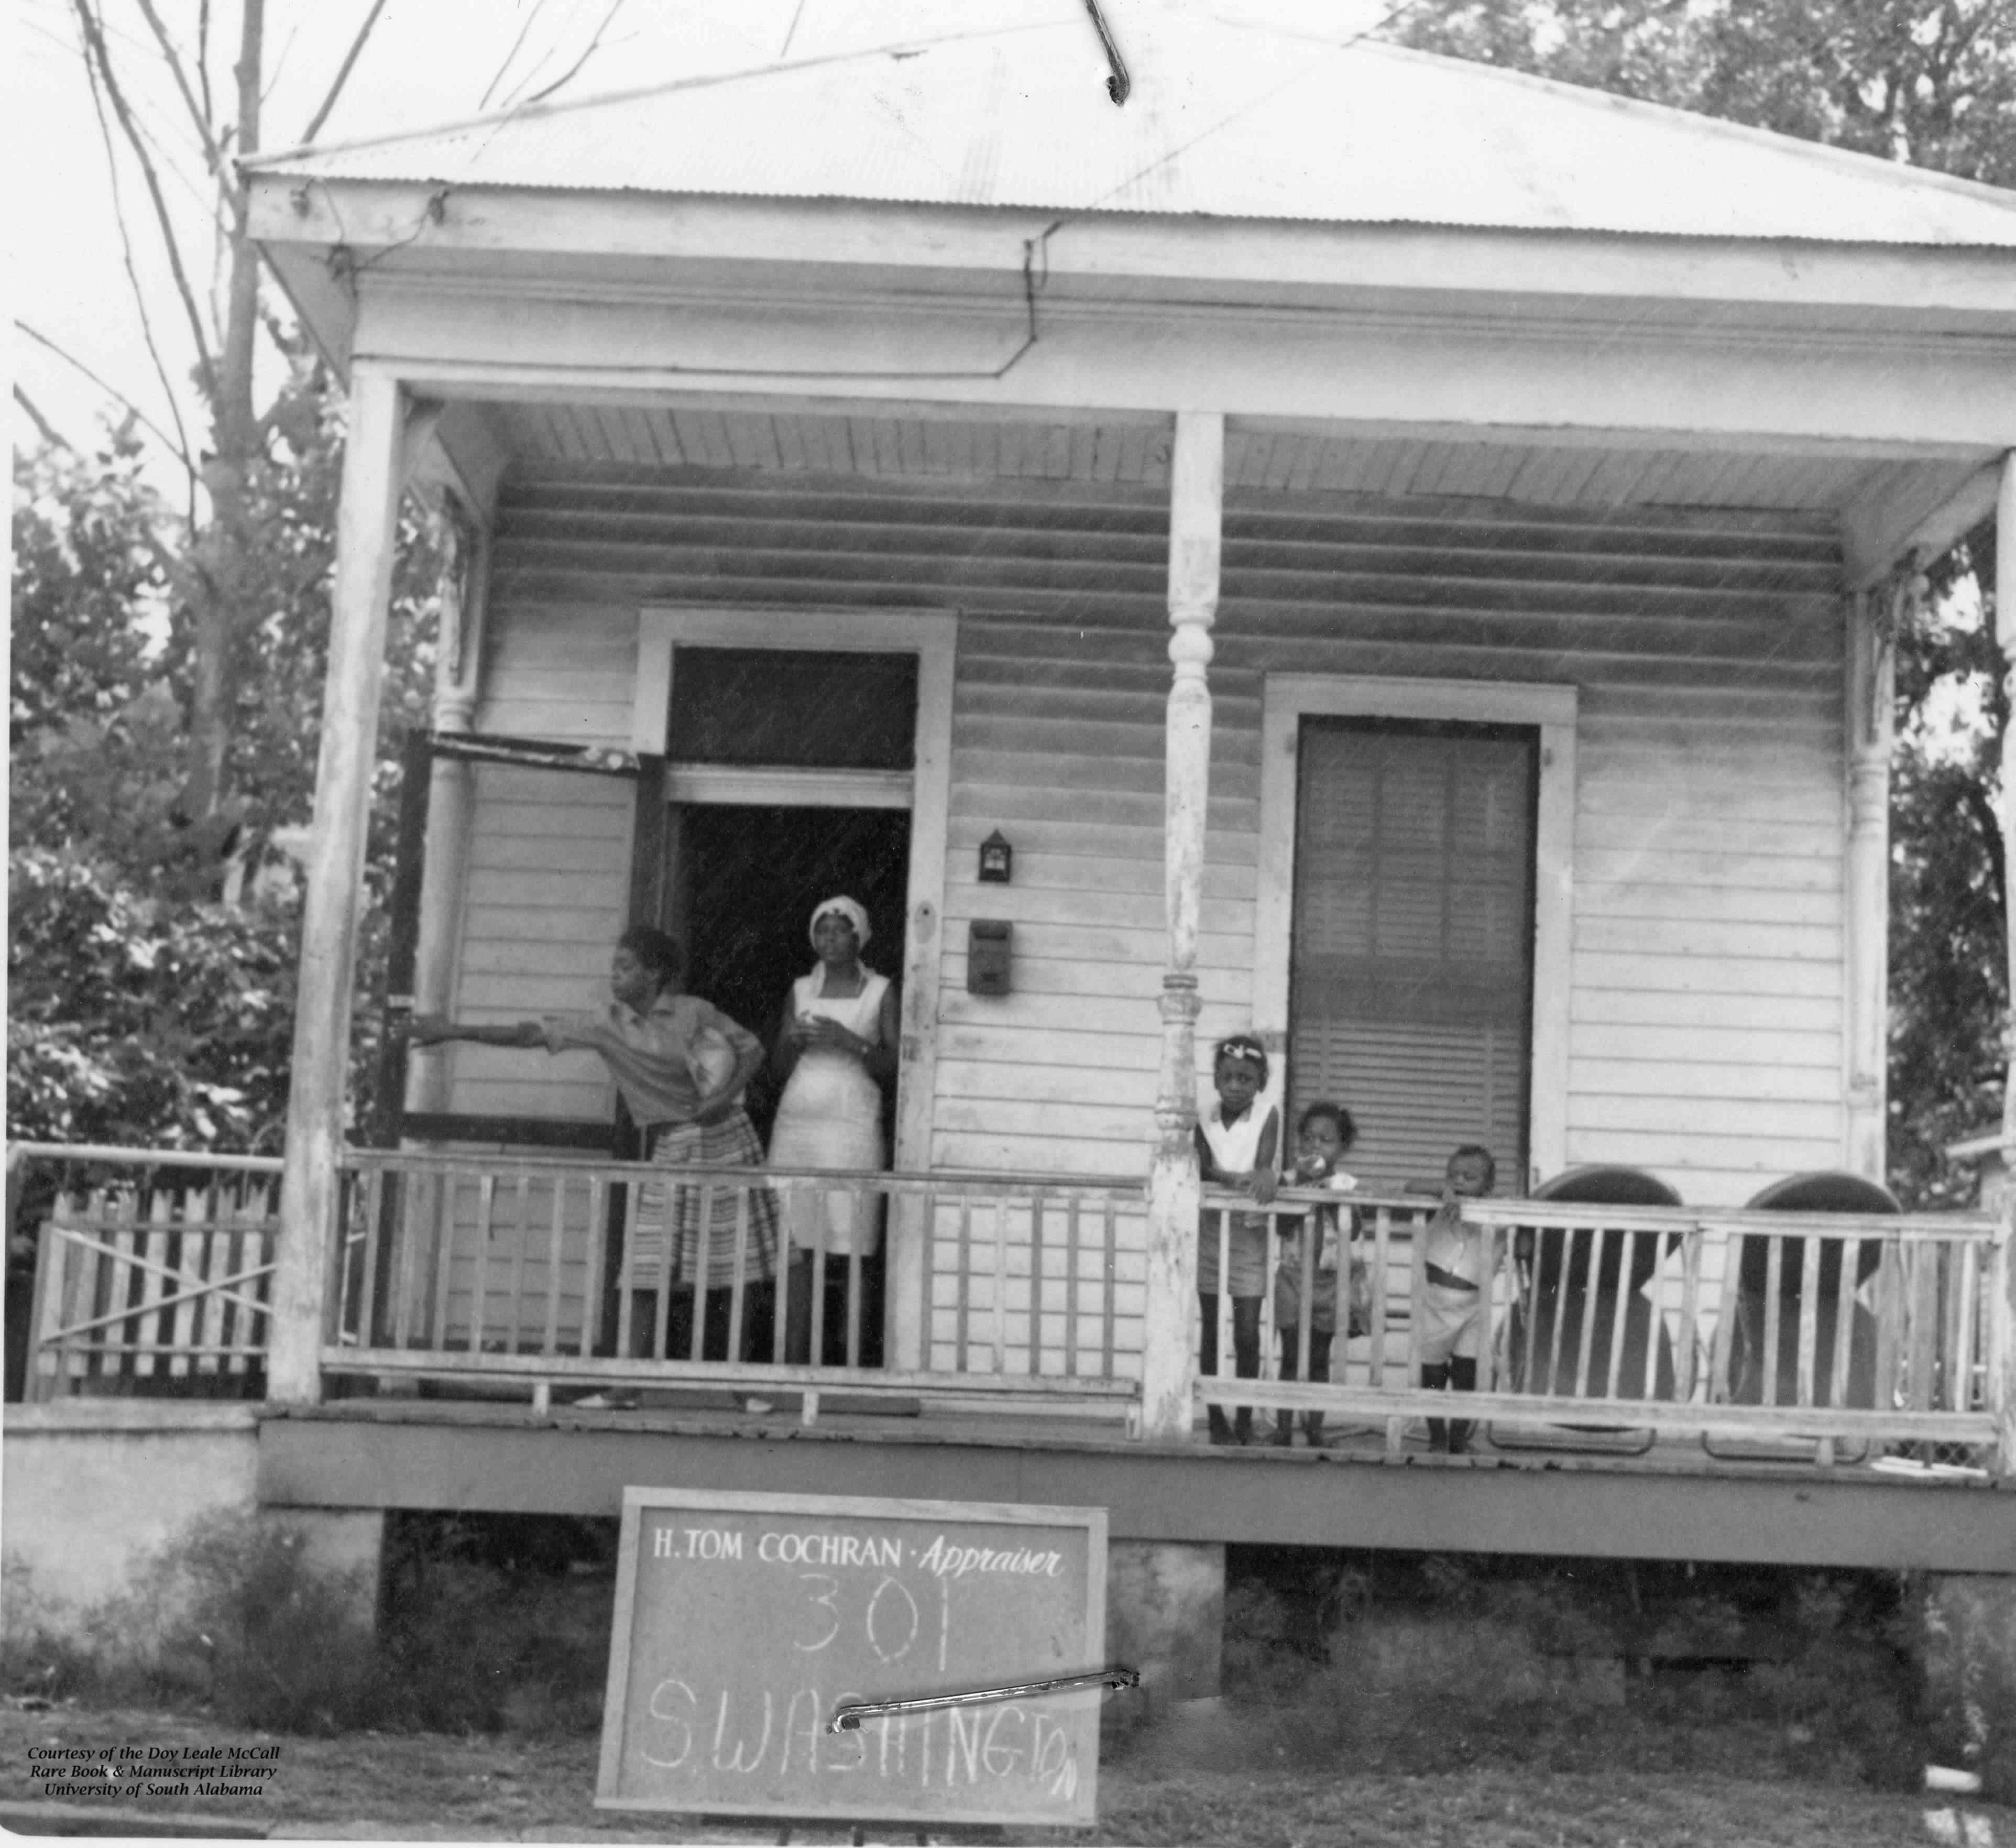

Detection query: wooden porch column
xmin=1141 ymin=411 xmax=1223 ymax=1442
xmin=1843 ymin=585 xmax=1896 ymax=1181
xmin=1996 ymin=451 xmax=2016 ymax=1473
xmin=269 ymin=370 xmax=407 ymax=1405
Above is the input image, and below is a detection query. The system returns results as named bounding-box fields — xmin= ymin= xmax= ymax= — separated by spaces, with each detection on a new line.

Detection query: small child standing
xmin=1270 ymin=1102 xmax=1366 ymax=1449
xmin=1416 ymin=1143 xmax=1496 ymax=1453
xmin=1196 ymin=1035 xmax=1279 ymax=1446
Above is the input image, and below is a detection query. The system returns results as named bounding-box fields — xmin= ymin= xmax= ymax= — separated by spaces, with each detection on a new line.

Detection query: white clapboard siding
xmin=465 ymin=463 xmax=1848 ymax=1372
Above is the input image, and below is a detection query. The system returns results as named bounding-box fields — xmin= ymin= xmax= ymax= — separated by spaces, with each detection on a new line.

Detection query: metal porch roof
xmin=251 ymin=3 xmax=2016 ymax=247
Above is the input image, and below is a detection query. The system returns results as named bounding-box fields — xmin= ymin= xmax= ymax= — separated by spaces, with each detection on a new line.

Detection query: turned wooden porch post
xmin=1844 ymin=585 xmax=1896 ymax=1182
xmin=269 ymin=369 xmax=407 ymax=1405
xmin=1141 ymin=411 xmax=1224 ymax=1441
xmin=1997 ymin=452 xmax=2016 ymax=1472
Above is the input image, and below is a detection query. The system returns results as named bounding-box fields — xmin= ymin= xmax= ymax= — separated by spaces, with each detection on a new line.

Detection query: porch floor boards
xmin=268 ymin=1393 xmax=1986 ymax=1480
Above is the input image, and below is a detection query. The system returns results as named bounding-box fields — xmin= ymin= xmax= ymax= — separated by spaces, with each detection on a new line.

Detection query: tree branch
xmin=300 ymin=0 xmax=391 ymax=143
xmin=72 ymin=0 xmax=221 ymax=405
xmin=522 ymin=0 xmax=629 ymax=108
xmin=130 ymin=0 xmax=228 ymax=183
xmin=13 ymin=384 xmax=72 ymax=452
xmin=14 ymin=319 xmax=192 ymax=481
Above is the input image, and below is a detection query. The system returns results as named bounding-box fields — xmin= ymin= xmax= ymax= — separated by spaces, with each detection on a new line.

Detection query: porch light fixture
xmin=978 ymin=830 xmax=1014 ymax=884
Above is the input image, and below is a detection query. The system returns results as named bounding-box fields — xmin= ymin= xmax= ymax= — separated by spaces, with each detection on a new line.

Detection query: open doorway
xmin=673 ymin=803 xmax=912 ymax=1367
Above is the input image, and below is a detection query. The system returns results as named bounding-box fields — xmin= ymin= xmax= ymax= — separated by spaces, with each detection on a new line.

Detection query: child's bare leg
xmin=1303 ymin=1330 xmax=1333 ymax=1444
xmin=1200 ymin=1294 xmax=1232 ymax=1443
xmin=1273 ymin=1326 xmax=1300 ymax=1445
xmin=1232 ymin=1297 xmax=1262 ymax=1444
xmin=1420 ymin=1360 xmax=1451 ymax=1450
xmin=1447 ymin=1355 xmax=1477 ymax=1453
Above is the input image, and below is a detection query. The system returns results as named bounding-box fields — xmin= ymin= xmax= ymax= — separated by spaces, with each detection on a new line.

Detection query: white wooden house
xmin=10 ymin=5 xmax=2015 ymax=1674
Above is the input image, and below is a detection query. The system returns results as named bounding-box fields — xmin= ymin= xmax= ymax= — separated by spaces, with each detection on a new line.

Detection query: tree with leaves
xmin=9 ymin=366 xmax=441 ymax=1153
xmin=1389 ymin=0 xmax=2016 ymax=1204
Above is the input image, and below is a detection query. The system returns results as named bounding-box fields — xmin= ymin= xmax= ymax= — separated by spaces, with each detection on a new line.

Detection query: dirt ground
xmin=0 ymin=1705 xmax=2001 ymax=1845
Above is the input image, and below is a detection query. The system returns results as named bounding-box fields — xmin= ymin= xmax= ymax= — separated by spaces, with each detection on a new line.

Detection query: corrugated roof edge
xmin=240 ymin=19 xmax=2016 ymax=229
xmin=242 ymin=21 xmax=1062 ymax=173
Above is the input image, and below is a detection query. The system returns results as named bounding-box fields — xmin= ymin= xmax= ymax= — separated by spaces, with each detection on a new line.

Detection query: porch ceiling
xmin=492 ymin=401 xmax=1979 ymax=522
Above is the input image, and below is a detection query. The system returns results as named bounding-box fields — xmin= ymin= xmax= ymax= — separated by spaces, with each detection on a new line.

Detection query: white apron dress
xmin=768 ymin=968 xmax=891 ymax=1256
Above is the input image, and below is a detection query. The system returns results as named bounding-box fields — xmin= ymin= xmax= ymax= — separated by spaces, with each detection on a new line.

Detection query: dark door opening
xmin=673 ymin=804 xmax=912 ymax=1370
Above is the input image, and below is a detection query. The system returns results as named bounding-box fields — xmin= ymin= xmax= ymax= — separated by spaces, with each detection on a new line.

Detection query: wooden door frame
xmin=1253 ymin=673 xmax=1577 ymax=1195
xmin=630 ymin=605 xmax=958 ymax=1185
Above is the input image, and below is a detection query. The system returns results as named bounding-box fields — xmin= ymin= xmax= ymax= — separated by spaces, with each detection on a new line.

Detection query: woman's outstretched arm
xmin=409 ymin=1015 xmax=544 ymax=1048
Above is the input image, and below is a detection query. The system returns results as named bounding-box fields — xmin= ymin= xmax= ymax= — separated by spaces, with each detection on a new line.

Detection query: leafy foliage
xmin=8 ymin=364 xmax=442 ymax=1154
xmin=1390 ymin=0 xmax=2016 ymax=1202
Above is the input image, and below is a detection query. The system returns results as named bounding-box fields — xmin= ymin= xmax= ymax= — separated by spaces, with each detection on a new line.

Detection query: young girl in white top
xmin=1195 ymin=1035 xmax=1279 ymax=1446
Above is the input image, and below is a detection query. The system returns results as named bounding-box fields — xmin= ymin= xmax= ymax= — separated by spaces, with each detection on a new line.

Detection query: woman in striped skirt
xmin=412 ymin=925 xmax=780 ymax=1361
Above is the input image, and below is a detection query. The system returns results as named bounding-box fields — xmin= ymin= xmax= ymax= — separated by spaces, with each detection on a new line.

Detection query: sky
xmin=11 ymin=0 xmax=1250 ymax=480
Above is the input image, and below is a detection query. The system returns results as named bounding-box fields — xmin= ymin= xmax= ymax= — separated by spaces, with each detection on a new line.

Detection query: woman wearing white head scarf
xmin=768 ymin=896 xmax=901 ymax=1364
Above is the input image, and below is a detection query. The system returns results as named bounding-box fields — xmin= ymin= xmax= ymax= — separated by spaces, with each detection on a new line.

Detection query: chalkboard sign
xmin=596 ymin=1488 xmax=1109 ymax=1828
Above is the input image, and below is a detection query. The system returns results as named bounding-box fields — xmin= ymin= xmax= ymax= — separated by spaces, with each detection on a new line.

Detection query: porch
xmin=14 ymin=1143 xmax=2005 ymax=1482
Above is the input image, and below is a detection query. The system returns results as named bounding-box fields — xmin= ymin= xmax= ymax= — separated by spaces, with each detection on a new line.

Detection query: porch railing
xmin=11 ymin=1143 xmax=2006 ymax=1471
xmin=8 ymin=1144 xmax=284 ymax=1403
xmin=1199 ymin=1190 xmax=2009 ymax=1467
xmin=327 ymin=1148 xmax=1146 ymax=1424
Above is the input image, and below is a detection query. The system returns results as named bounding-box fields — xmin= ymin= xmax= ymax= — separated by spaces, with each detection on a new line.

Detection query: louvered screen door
xmin=1289 ymin=718 xmax=1538 ymax=1195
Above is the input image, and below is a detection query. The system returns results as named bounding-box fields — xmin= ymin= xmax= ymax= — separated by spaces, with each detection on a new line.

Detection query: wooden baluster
xmin=1908 ymin=1240 xmax=1940 ymax=1413
xmin=810 ymin=1206 xmax=829 ymax=1369
xmin=469 ymin=1174 xmax=496 ymax=1356
xmin=208 ymin=1185 xmax=242 ymax=1378
xmin=1707 ymin=1229 xmax=1741 ymax=1402
xmin=1873 ymin=1233 xmax=1902 ymax=1415
xmin=1677 ymin=1227 xmax=1702 ymax=1402
xmin=729 ymin=1186 xmax=751 ymax=1366
xmin=1367 ymin=1206 xmax=1390 ymax=1390
xmin=575 ymin=1176 xmax=602 ymax=1360
xmin=101 ymin=1189 xmax=140 ymax=1390
xmin=354 ymin=1169 xmax=385 ymax=1355
xmin=919 ymin=1186 xmax=939 ymax=1372
xmin=393 ymin=1168 xmax=422 ymax=1351
xmin=1572 ymin=1231 xmax=1602 ymax=1401
xmin=1296 ymin=1206 xmax=1316 ymax=1400
xmin=543 ymin=1177 xmax=567 ymax=1359
xmin=1028 ymin=1191 xmax=1045 ymax=1378
xmin=1761 ymin=1235 xmax=1785 ymax=1407
xmin=992 ymin=1196 xmax=1009 ymax=1374
xmin=1640 ymin=1230 xmax=1667 ymax=1400
xmin=1474 ymin=1223 xmax=1498 ymax=1395
xmin=503 ymin=1174 xmax=530 ymax=1359
xmin=845 ymin=1182 xmax=865 ymax=1370
xmin=1102 ymin=1196 xmax=1119 ymax=1380
xmin=771 ymin=1182 xmax=794 ymax=1368
xmin=137 ymin=1189 xmax=174 ymax=1381
xmin=27 ymin=1189 xmax=65 ymax=1402
xmin=615 ymin=1184 xmax=640 ymax=1361
xmin=1795 ymin=1234 xmax=1822 ymax=1409
xmin=1216 ymin=1206 xmax=1233 ymax=1396
xmin=956 ymin=1197 xmax=973 ymax=1373
xmin=1603 ymin=1231 xmax=1633 ymax=1401
xmin=1827 ymin=1236 xmax=1859 ymax=1411
xmin=1065 ymin=1195 xmax=1082 ymax=1378
xmin=430 ymin=1173 xmax=458 ymax=1355
xmin=652 ymin=1177 xmax=678 ymax=1362
xmin=686 ymin=1184 xmax=713 ymax=1365
xmin=1951 ymin=1238 xmax=1979 ymax=1413
xmin=688 ymin=1184 xmax=715 ymax=1365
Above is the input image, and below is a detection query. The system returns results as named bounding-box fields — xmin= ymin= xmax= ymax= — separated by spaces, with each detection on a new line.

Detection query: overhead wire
xmin=296 ymin=0 xmax=1442 ymax=388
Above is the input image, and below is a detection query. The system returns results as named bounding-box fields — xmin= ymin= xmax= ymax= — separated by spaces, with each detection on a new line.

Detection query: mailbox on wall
xmin=967 ymin=920 xmax=1012 ymax=996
